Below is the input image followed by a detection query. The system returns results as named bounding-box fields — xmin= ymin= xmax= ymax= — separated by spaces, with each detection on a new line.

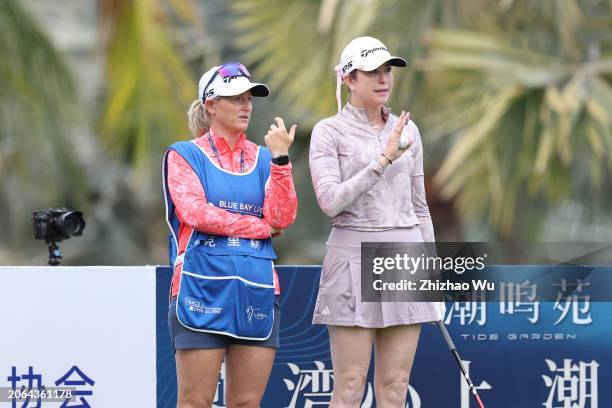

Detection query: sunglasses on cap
xmin=201 ymin=62 xmax=251 ymax=102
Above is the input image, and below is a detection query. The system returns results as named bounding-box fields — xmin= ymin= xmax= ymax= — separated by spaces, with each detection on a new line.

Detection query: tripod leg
xmin=48 ymin=242 xmax=63 ymax=266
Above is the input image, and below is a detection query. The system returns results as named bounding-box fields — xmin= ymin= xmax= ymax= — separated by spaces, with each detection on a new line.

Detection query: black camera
xmin=33 ymin=208 xmax=85 ymax=243
xmin=32 ymin=208 xmax=85 ymax=265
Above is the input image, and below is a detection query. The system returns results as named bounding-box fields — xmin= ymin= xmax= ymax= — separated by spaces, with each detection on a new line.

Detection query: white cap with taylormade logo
xmin=334 ymin=37 xmax=406 ymax=111
xmin=336 ymin=36 xmax=407 ymax=75
xmin=198 ymin=65 xmax=270 ymax=102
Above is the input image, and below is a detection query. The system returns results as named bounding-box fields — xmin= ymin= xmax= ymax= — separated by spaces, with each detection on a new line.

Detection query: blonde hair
xmin=187 ymin=99 xmax=211 ymax=138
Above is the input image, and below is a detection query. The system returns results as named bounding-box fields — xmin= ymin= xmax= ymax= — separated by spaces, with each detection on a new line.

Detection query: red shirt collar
xmin=208 ymin=128 xmax=247 ymax=154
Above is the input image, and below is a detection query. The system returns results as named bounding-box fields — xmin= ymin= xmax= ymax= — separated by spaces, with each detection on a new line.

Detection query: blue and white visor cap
xmin=336 ymin=36 xmax=407 ymax=74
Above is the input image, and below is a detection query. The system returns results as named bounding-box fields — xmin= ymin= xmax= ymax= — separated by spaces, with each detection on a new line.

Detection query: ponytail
xmin=187 ymin=99 xmax=211 ymax=138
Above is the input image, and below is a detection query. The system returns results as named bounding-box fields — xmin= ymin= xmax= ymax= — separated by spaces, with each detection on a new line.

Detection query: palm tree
xmin=231 ymin=0 xmax=469 ymax=122
xmin=231 ymin=0 xmax=612 ymax=239
xmin=0 ymin=0 xmax=207 ymax=265
xmin=0 ymin=0 xmax=84 ymax=251
xmin=70 ymin=0 xmax=212 ymax=265
xmin=418 ymin=0 xmax=612 ymax=237
xmin=98 ymin=0 xmax=204 ymax=193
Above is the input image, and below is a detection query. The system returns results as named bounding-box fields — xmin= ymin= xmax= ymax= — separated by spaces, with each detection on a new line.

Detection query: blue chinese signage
xmin=156 ymin=266 xmax=611 ymax=408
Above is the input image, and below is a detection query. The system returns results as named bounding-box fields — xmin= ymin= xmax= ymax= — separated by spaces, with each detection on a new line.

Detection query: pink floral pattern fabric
xmin=167 ymin=130 xmax=297 ymax=296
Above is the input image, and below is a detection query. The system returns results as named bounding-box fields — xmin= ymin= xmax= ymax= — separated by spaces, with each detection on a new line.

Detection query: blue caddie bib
xmin=162 ymin=139 xmax=277 ymax=340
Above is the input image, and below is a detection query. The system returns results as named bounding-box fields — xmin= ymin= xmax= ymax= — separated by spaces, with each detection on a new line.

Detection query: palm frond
xmin=230 ymin=0 xmax=468 ymax=123
xmin=0 ymin=0 xmax=85 ymax=246
xmin=421 ymin=22 xmax=612 ymax=236
xmin=99 ymin=0 xmax=198 ymax=188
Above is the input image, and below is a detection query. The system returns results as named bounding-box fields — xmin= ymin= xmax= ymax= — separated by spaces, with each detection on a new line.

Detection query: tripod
xmin=48 ymin=242 xmax=63 ymax=266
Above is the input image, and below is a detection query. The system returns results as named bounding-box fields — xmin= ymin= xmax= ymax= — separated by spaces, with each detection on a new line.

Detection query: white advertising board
xmin=0 ymin=266 xmax=157 ymax=407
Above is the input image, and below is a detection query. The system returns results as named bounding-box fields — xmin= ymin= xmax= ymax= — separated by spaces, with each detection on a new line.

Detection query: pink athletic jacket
xmin=166 ymin=129 xmax=297 ymax=297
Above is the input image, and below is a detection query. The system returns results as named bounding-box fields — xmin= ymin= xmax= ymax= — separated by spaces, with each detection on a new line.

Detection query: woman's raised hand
xmin=383 ymin=110 xmax=414 ymax=162
xmin=265 ymin=117 xmax=297 ymax=157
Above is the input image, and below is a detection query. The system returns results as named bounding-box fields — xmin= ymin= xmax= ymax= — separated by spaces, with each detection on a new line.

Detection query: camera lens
xmin=59 ymin=212 xmax=85 ymax=236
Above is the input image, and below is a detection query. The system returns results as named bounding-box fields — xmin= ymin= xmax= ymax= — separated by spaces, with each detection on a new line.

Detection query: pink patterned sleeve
xmin=263 ymin=163 xmax=298 ymax=229
xmin=167 ymin=151 xmax=271 ymax=239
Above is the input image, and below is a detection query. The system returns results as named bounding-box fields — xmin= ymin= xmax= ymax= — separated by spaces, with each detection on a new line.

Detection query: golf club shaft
xmin=435 ymin=320 xmax=486 ymax=408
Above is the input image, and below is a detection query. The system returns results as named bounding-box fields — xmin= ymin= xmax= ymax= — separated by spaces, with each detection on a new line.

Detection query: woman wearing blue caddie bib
xmin=162 ymin=62 xmax=297 ymax=408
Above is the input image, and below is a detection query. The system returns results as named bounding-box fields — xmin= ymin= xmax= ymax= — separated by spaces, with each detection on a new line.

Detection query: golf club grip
xmin=436 ymin=320 xmax=456 ymax=351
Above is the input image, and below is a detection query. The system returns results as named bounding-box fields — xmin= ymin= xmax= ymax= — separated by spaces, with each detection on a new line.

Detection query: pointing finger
xmin=288 ymin=124 xmax=297 ymax=139
xmin=274 ymin=117 xmax=286 ymax=130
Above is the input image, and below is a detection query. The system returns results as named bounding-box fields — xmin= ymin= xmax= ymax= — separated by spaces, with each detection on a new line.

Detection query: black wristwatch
xmin=271 ymin=155 xmax=290 ymax=166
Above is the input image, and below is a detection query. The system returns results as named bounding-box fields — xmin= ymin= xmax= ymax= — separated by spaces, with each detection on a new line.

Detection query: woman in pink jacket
xmin=164 ymin=62 xmax=297 ymax=408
